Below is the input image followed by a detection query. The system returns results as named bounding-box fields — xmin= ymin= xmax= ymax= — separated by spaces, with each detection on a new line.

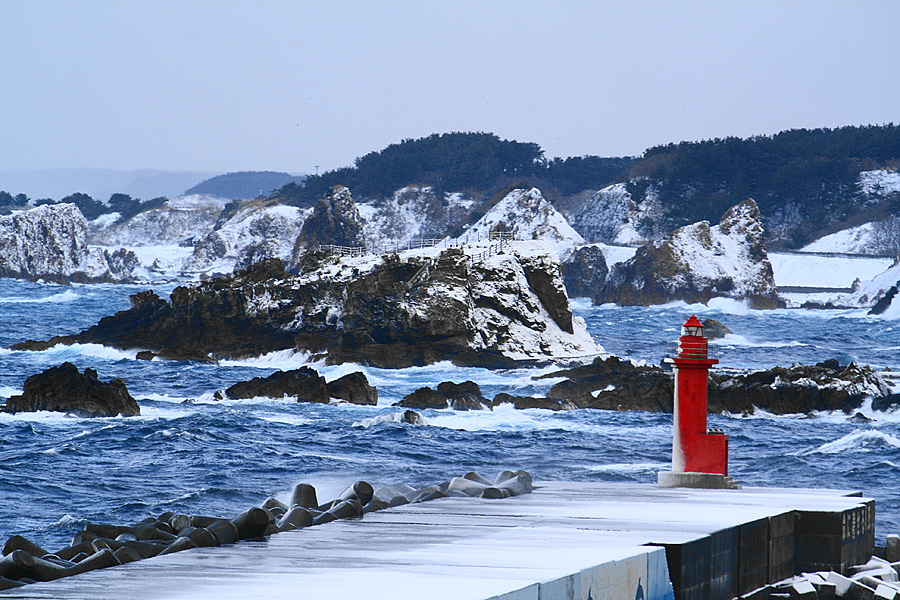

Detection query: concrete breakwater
xmin=0 ymin=470 xmax=533 ymax=592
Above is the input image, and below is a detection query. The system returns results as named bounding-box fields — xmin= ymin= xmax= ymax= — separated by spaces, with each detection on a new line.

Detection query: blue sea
xmin=1 ymin=279 xmax=900 ymax=553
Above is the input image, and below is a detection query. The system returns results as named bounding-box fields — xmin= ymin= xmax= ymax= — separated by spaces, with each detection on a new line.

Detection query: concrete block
xmin=647 ymin=546 xmax=676 ymax=600
xmin=828 ymin=572 xmax=855 ymax=597
xmin=657 ymin=471 xmax=736 ymax=489
xmin=740 ymin=518 xmax=769 ymax=595
xmin=788 ymin=579 xmax=817 ymax=599
xmin=847 ymin=581 xmax=877 ymax=600
xmin=874 ymin=584 xmax=898 ymax=600
xmin=887 ymin=535 xmax=900 ymax=563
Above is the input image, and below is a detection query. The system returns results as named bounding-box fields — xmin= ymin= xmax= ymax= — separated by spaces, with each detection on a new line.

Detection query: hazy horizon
xmin=2 ymin=1 xmax=899 ymax=176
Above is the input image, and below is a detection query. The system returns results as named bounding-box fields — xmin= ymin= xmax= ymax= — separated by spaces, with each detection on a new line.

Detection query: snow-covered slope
xmin=597 ymin=199 xmax=781 ymax=307
xmin=0 ymin=204 xmax=136 ymax=282
xmin=182 ymin=200 xmax=310 ymax=275
xmin=836 ymin=261 xmax=900 ymax=316
xmin=357 ymin=186 xmax=476 ymax=249
xmin=458 ymin=188 xmax=584 ymax=258
xmin=571 ymin=181 xmax=668 ymax=244
xmin=90 ymin=195 xmax=227 ymax=247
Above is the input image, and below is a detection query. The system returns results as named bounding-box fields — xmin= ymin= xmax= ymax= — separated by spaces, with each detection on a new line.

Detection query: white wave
xmin=136 ymin=404 xmax=198 ymax=420
xmin=219 ymin=349 xmax=313 ymax=369
xmin=50 ymin=514 xmax=86 ymax=529
xmin=425 ymin=403 xmax=594 ymax=432
xmin=0 ymin=385 xmax=21 ymax=398
xmin=256 ymin=412 xmax=313 ymax=426
xmin=586 ymin=462 xmax=669 ymax=473
xmin=25 ymin=342 xmax=141 ymax=361
xmin=353 ymin=411 xmax=428 ymax=428
xmin=803 ymin=430 xmax=900 ymax=455
xmin=713 ymin=333 xmax=805 ymax=349
xmin=0 ymin=290 xmax=82 ymax=304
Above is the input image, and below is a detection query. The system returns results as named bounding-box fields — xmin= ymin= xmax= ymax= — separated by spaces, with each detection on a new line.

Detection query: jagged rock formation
xmin=293 ymin=186 xmax=366 ymax=251
xmin=357 ymin=186 xmax=478 ymax=249
xmin=0 ymin=204 xmax=137 ymax=283
xmin=181 ymin=199 xmax=309 ymax=275
xmin=560 ymin=245 xmax=609 ymax=298
xmin=459 ymin=188 xmax=584 ymax=258
xmin=570 ymin=181 xmax=670 ymax=244
xmin=525 ymin=356 xmax=891 ymax=415
xmin=595 ymin=199 xmax=783 ymax=308
xmin=11 ymin=241 xmax=600 ymax=368
xmin=215 ymin=367 xmax=377 ymax=405
xmin=4 ymin=362 xmax=140 ymax=417
xmin=395 ymin=381 xmax=489 ymax=411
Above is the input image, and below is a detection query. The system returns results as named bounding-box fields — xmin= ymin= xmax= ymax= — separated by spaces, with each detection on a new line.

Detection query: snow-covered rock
xmin=293 ymin=185 xmax=366 ymax=252
xmin=560 ymin=245 xmax=609 ymax=298
xmin=357 ymin=186 xmax=477 ymax=250
xmin=0 ymin=204 xmax=136 ymax=282
xmin=90 ymin=195 xmax=227 ymax=247
xmin=181 ymin=199 xmax=310 ymax=274
xmin=596 ymin=199 xmax=782 ymax=308
xmin=571 ymin=181 xmax=669 ymax=244
xmin=25 ymin=241 xmax=601 ymax=367
xmin=837 ymin=261 xmax=900 ymax=317
xmin=457 ymin=188 xmax=584 ymax=258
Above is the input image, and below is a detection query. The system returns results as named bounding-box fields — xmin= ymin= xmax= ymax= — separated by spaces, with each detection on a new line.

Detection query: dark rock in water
xmin=816 ymin=358 xmax=841 ymax=370
xmin=540 ymin=355 xmax=674 ymax=412
xmin=400 ymin=409 xmax=426 ymax=425
xmin=395 ymin=381 xmax=489 ymax=410
xmin=490 ymin=393 xmax=578 ymax=411
xmin=518 ymin=252 xmax=574 ymax=334
xmin=701 ymin=318 xmax=731 ymax=340
xmin=871 ymin=393 xmax=900 ymax=412
xmin=293 ymin=185 xmax=366 ymax=251
xmin=135 ymin=351 xmax=156 ymax=361
xmin=536 ymin=355 xmax=892 ymax=416
xmin=850 ymin=411 xmax=873 ymax=423
xmin=560 ymin=245 xmax=608 ymax=299
xmin=4 ymin=362 xmax=140 ymax=417
xmin=219 ymin=366 xmax=329 ymax=402
xmin=594 ymin=199 xmax=783 ymax=308
xmin=327 ymin=372 xmax=378 ymax=405
xmin=218 ymin=367 xmax=376 ymax=405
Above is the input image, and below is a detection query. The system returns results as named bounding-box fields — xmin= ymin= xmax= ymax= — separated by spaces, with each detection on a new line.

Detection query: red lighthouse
xmin=659 ymin=316 xmax=735 ymax=489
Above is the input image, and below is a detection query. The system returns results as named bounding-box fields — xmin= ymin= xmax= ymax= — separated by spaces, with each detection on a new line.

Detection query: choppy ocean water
xmin=1 ymin=278 xmax=900 ymax=552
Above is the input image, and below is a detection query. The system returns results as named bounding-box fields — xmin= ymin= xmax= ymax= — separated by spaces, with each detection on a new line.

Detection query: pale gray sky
xmin=2 ymin=1 xmax=898 ymax=175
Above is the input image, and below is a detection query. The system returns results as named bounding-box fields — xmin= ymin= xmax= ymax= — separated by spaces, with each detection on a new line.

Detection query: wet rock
xmin=327 ymin=372 xmax=378 ymax=405
xmin=395 ymin=381 xmax=489 ymax=410
xmin=400 ymin=410 xmax=426 ymax=425
xmin=560 ymin=245 xmax=609 ymax=299
xmin=490 ymin=393 xmax=578 ymax=411
xmin=4 ymin=363 xmax=140 ymax=417
xmin=701 ymin=318 xmax=731 ymax=340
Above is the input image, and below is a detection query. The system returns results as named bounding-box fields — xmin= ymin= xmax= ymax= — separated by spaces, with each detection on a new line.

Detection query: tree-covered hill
xmin=630 ymin=124 xmax=900 ymax=245
xmin=276 ymin=132 xmax=634 ymax=206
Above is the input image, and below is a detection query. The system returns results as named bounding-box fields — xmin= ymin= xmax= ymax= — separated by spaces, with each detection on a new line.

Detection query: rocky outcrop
xmin=595 ymin=199 xmax=783 ymax=308
xmin=4 ymin=363 xmax=140 ymax=417
xmin=837 ymin=262 xmax=900 ymax=316
xmin=560 ymin=245 xmax=609 ymax=298
xmin=395 ymin=381 xmax=489 ymax=411
xmin=215 ymin=367 xmax=376 ymax=405
xmin=0 ymin=204 xmax=137 ymax=283
xmin=458 ymin=188 xmax=584 ymax=258
xmin=358 ymin=186 xmax=477 ymax=249
xmin=181 ymin=199 xmax=309 ymax=275
xmin=702 ymin=318 xmax=731 ymax=340
xmin=12 ymin=242 xmax=600 ymax=368
xmin=89 ymin=195 xmax=227 ymax=247
xmin=293 ymin=186 xmax=366 ymax=252
xmin=528 ymin=356 xmax=891 ymax=416
xmin=571 ymin=181 xmax=670 ymax=244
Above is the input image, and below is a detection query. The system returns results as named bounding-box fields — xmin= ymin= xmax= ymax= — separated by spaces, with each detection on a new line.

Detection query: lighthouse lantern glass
xmin=682 ymin=324 xmax=702 ymax=337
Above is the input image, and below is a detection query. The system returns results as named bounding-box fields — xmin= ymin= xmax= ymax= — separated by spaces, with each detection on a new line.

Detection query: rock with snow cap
xmin=595 ymin=199 xmax=784 ymax=308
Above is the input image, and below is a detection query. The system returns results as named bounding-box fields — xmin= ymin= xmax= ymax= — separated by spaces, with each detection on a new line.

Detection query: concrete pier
xmin=1 ymin=482 xmax=873 ymax=600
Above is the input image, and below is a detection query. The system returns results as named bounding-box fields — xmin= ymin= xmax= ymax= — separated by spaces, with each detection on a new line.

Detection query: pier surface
xmin=2 ymin=482 xmax=873 ymax=600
